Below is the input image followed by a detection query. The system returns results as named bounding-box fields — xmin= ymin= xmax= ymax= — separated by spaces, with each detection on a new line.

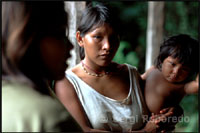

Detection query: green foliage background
xmin=98 ymin=1 xmax=198 ymax=132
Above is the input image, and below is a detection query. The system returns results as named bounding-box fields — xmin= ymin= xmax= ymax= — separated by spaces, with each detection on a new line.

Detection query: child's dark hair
xmin=77 ymin=2 xmax=120 ymax=59
xmin=155 ymin=34 xmax=199 ymax=77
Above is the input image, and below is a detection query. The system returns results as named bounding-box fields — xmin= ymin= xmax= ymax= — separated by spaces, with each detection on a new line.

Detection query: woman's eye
xmin=93 ymin=36 xmax=102 ymax=39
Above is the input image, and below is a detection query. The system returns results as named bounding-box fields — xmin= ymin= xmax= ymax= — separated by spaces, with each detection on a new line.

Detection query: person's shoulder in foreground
xmin=2 ymin=80 xmax=81 ymax=132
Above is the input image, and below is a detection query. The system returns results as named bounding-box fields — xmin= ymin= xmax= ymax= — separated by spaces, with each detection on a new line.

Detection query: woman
xmin=55 ymin=3 xmax=180 ymax=132
xmin=2 ymin=1 xmax=81 ymax=132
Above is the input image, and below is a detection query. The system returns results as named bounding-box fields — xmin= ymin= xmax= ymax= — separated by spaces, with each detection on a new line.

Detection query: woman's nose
xmin=102 ymin=39 xmax=110 ymax=51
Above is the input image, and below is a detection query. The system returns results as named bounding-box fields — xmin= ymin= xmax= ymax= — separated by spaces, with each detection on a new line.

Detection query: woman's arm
xmin=55 ymin=78 xmax=109 ymax=132
xmin=54 ymin=77 xmax=95 ymax=132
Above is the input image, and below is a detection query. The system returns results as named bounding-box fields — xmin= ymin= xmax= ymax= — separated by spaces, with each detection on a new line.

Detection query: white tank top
xmin=65 ymin=64 xmax=148 ymax=131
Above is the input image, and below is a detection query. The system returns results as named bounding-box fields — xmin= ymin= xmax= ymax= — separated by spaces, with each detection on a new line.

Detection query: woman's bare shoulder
xmin=71 ymin=63 xmax=81 ymax=73
xmin=71 ymin=63 xmax=84 ymax=76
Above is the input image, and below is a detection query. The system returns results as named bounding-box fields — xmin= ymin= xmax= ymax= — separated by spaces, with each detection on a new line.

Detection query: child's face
xmin=161 ymin=56 xmax=191 ymax=83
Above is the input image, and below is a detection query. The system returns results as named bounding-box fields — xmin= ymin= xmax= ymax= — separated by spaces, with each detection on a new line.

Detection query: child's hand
xmin=159 ymin=107 xmax=174 ymax=116
xmin=150 ymin=113 xmax=170 ymax=125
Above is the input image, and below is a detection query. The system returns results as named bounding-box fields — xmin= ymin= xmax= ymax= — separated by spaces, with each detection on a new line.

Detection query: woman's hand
xmin=143 ymin=115 xmax=160 ymax=132
xmin=128 ymin=114 xmax=160 ymax=133
xmin=155 ymin=106 xmax=183 ymax=132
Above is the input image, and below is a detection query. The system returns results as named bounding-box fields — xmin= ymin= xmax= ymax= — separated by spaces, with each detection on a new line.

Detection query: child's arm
xmin=141 ymin=66 xmax=156 ymax=80
xmin=184 ymin=74 xmax=199 ymax=94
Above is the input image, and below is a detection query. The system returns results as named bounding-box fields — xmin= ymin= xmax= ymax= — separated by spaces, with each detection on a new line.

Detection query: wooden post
xmin=64 ymin=2 xmax=86 ymax=69
xmin=145 ymin=2 xmax=165 ymax=70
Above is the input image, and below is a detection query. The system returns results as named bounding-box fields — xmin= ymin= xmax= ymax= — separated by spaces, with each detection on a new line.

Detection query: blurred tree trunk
xmin=145 ymin=2 xmax=165 ymax=70
xmin=64 ymin=2 xmax=86 ymax=69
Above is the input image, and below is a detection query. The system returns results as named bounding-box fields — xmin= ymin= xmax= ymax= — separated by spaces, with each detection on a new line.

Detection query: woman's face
xmin=161 ymin=56 xmax=190 ymax=83
xmin=40 ymin=27 xmax=73 ymax=80
xmin=81 ymin=23 xmax=120 ymax=66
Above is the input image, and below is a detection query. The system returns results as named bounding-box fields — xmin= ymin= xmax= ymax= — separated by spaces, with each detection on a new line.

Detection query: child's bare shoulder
xmin=149 ymin=66 xmax=157 ymax=71
xmin=148 ymin=66 xmax=158 ymax=75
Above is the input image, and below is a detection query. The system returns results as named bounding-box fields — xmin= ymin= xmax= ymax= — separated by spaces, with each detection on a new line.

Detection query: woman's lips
xmin=99 ymin=54 xmax=110 ymax=59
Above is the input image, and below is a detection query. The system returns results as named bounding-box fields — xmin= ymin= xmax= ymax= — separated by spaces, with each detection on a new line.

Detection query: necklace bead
xmin=81 ymin=61 xmax=109 ymax=77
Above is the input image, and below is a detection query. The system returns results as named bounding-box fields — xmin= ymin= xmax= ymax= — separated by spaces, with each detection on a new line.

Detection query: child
xmin=142 ymin=34 xmax=199 ymax=115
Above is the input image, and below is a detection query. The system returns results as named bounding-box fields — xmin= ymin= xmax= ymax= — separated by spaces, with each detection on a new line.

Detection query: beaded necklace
xmin=81 ymin=61 xmax=109 ymax=77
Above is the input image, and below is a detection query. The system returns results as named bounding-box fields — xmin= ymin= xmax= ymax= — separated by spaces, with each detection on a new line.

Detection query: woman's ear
xmin=76 ymin=31 xmax=84 ymax=47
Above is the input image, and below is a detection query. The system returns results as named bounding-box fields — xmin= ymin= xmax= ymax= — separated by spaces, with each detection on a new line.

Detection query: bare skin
xmin=73 ymin=63 xmax=130 ymax=101
xmin=142 ymin=56 xmax=199 ymax=114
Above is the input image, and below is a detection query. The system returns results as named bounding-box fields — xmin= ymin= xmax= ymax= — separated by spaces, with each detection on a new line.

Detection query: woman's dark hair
xmin=77 ymin=2 xmax=120 ymax=59
xmin=2 ymin=2 xmax=68 ymax=95
xmin=155 ymin=34 xmax=199 ymax=78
